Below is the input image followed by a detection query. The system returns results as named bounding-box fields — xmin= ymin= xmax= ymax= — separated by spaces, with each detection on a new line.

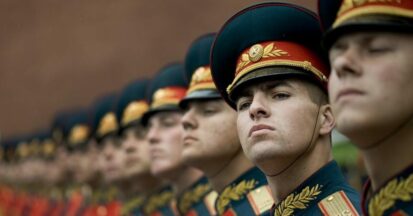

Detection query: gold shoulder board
xmin=318 ymin=190 xmax=359 ymax=216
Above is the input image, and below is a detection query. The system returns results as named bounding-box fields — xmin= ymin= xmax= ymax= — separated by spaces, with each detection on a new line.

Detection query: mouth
xmin=335 ymin=88 xmax=364 ymax=102
xmin=150 ymin=149 xmax=164 ymax=159
xmin=106 ymin=166 xmax=118 ymax=173
xmin=249 ymin=124 xmax=275 ymax=137
xmin=182 ymin=135 xmax=198 ymax=146
xmin=125 ymin=157 xmax=140 ymax=167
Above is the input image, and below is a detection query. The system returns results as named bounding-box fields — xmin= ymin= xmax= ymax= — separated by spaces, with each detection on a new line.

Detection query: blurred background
xmin=0 ymin=0 xmax=317 ymax=139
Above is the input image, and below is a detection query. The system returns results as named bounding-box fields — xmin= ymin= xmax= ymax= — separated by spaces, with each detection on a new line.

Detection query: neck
xmin=169 ymin=166 xmax=203 ymax=196
xmin=361 ymin=123 xmax=413 ymax=190
xmin=208 ymin=148 xmax=255 ymax=192
xmin=266 ymin=138 xmax=332 ymax=205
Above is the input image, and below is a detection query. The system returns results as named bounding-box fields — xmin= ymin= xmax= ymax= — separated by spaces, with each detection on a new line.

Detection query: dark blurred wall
xmin=0 ymin=0 xmax=316 ymax=138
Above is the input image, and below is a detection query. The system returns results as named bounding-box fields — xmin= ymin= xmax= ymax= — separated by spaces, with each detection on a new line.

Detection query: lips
xmin=106 ymin=165 xmax=118 ymax=173
xmin=125 ymin=157 xmax=140 ymax=167
xmin=182 ymin=135 xmax=198 ymax=145
xmin=335 ymin=88 xmax=364 ymax=102
xmin=249 ymin=124 xmax=275 ymax=137
xmin=149 ymin=148 xmax=164 ymax=159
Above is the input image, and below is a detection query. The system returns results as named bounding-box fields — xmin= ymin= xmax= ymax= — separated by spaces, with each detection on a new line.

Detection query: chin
xmin=150 ymin=163 xmax=173 ymax=178
xmin=335 ymin=111 xmax=379 ymax=142
xmin=125 ymin=166 xmax=148 ymax=177
xmin=245 ymin=139 xmax=275 ymax=157
xmin=182 ymin=149 xmax=202 ymax=164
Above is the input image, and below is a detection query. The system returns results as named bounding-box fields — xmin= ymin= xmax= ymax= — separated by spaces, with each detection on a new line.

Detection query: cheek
xmin=237 ymin=113 xmax=251 ymax=140
xmin=328 ymin=73 xmax=340 ymax=100
xmin=275 ymin=105 xmax=316 ymax=138
xmin=162 ymin=128 xmax=184 ymax=159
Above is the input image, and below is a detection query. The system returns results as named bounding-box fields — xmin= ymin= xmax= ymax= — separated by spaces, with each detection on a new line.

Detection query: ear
xmin=319 ymin=104 xmax=335 ymax=135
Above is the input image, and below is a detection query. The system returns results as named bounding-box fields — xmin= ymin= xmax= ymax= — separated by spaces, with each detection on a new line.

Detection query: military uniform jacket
xmin=176 ymin=176 xmax=218 ymax=216
xmin=121 ymin=194 xmax=145 ymax=216
xmin=142 ymin=186 xmax=178 ymax=216
xmin=271 ymin=160 xmax=361 ymax=216
xmin=362 ymin=163 xmax=413 ymax=216
xmin=215 ymin=167 xmax=274 ymax=216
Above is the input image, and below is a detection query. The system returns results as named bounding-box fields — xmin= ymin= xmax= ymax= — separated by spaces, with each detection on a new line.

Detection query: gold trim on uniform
xmin=227 ymin=42 xmax=327 ymax=94
xmin=151 ymin=87 xmax=187 ymax=109
xmin=228 ymin=60 xmax=326 ymax=94
xmin=274 ymin=184 xmax=322 ymax=216
xmin=318 ymin=190 xmax=359 ymax=216
xmin=97 ymin=112 xmax=118 ymax=137
xmin=121 ymin=195 xmax=145 ymax=215
xmin=178 ymin=183 xmax=213 ymax=214
xmin=69 ymin=124 xmax=90 ymax=145
xmin=216 ymin=179 xmax=257 ymax=215
xmin=236 ymin=43 xmax=288 ymax=73
xmin=144 ymin=190 xmax=174 ymax=214
xmin=17 ymin=142 xmax=30 ymax=158
xmin=42 ymin=139 xmax=56 ymax=156
xmin=248 ymin=44 xmax=265 ymax=62
xmin=368 ymin=174 xmax=413 ymax=216
xmin=187 ymin=66 xmax=217 ymax=94
xmin=334 ymin=0 xmax=413 ymax=27
xmin=121 ymin=101 xmax=148 ymax=126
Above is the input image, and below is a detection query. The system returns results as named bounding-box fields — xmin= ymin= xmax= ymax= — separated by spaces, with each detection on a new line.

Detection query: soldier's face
xmin=98 ymin=137 xmax=125 ymax=183
xmin=181 ymin=100 xmax=241 ymax=171
xmin=329 ymin=32 xmax=413 ymax=147
xmin=236 ymin=79 xmax=325 ymax=172
xmin=120 ymin=126 xmax=151 ymax=178
xmin=72 ymin=148 xmax=98 ymax=183
xmin=147 ymin=111 xmax=184 ymax=178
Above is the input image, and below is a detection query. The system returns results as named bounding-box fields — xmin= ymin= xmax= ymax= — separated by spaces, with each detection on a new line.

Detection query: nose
xmin=182 ymin=108 xmax=198 ymax=131
xmin=103 ymin=144 xmax=114 ymax=161
xmin=146 ymin=125 xmax=160 ymax=145
xmin=249 ymin=93 xmax=270 ymax=121
xmin=122 ymin=136 xmax=136 ymax=154
xmin=331 ymin=46 xmax=362 ymax=79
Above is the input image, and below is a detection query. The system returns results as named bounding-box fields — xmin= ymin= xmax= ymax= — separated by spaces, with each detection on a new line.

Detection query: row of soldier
xmin=1 ymin=0 xmax=412 ymax=215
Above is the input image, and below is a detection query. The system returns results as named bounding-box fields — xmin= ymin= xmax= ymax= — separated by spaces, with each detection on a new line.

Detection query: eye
xmin=236 ymin=100 xmax=251 ymax=111
xmin=161 ymin=118 xmax=178 ymax=128
xmin=201 ymin=106 xmax=218 ymax=116
xmin=134 ymin=128 xmax=147 ymax=139
xmin=367 ymin=46 xmax=391 ymax=53
xmin=272 ymin=92 xmax=290 ymax=100
xmin=114 ymin=140 xmax=122 ymax=148
xmin=366 ymin=39 xmax=392 ymax=54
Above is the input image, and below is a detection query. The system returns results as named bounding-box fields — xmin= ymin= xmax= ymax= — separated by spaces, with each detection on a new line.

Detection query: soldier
xmin=319 ymin=0 xmax=413 ymax=215
xmin=92 ymin=94 xmax=123 ymax=216
xmin=180 ymin=34 xmax=273 ymax=215
xmin=115 ymin=79 xmax=163 ymax=215
xmin=60 ymin=109 xmax=100 ymax=216
xmin=210 ymin=2 xmax=361 ymax=215
xmin=141 ymin=63 xmax=204 ymax=216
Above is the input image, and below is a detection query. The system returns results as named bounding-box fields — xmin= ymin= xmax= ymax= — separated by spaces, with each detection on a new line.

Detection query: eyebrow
xmin=238 ymin=80 xmax=293 ymax=98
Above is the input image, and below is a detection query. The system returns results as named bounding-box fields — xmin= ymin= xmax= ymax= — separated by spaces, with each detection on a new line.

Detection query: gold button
xmin=327 ymin=196 xmax=334 ymax=201
xmin=248 ymin=44 xmax=264 ymax=62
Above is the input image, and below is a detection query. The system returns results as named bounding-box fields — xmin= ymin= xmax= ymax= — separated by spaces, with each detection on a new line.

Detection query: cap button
xmin=248 ymin=44 xmax=264 ymax=62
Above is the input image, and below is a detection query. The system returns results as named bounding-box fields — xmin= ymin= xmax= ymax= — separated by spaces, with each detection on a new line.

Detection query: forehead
xmin=149 ymin=111 xmax=182 ymax=123
xmin=237 ymin=78 xmax=304 ymax=96
xmin=186 ymin=99 xmax=223 ymax=108
xmin=333 ymin=31 xmax=410 ymax=46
